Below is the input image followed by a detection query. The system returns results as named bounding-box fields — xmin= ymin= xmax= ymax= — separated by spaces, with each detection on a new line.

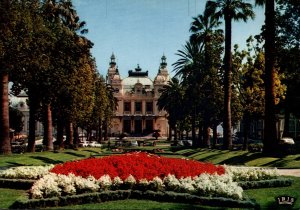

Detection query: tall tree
xmin=189 ymin=10 xmax=224 ymax=147
xmin=173 ymin=41 xmax=202 ymax=145
xmin=276 ymin=0 xmax=300 ymax=138
xmin=0 ymin=0 xmax=36 ymax=154
xmin=157 ymin=77 xmax=184 ymax=144
xmin=206 ymin=0 xmax=254 ymax=149
xmin=255 ymin=0 xmax=277 ymax=153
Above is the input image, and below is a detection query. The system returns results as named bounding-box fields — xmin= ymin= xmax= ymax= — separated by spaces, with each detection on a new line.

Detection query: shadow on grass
xmin=30 ymin=156 xmax=63 ymax=164
xmin=5 ymin=162 xmax=25 ymax=167
xmin=189 ymin=149 xmax=228 ymax=158
xmin=81 ymin=149 xmax=100 ymax=153
xmin=64 ymin=152 xmax=86 ymax=158
xmin=261 ymin=159 xmax=291 ymax=168
xmin=294 ymin=156 xmax=300 ymax=161
xmin=219 ymin=152 xmax=263 ymax=165
xmin=191 ymin=152 xmax=229 ymax=162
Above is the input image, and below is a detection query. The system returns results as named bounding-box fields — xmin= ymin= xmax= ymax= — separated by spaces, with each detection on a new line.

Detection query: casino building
xmin=106 ymin=54 xmax=170 ymax=137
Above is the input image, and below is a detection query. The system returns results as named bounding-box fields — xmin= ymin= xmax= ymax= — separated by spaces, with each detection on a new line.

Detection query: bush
xmin=238 ymin=178 xmax=293 ymax=189
xmin=0 ymin=178 xmax=35 ymax=189
xmin=11 ymin=190 xmax=259 ymax=209
xmin=248 ymin=143 xmax=263 ymax=152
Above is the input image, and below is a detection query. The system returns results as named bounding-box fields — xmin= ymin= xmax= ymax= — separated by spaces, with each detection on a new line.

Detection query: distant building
xmin=106 ymin=54 xmax=170 ymax=137
xmin=10 ymin=91 xmax=43 ymax=137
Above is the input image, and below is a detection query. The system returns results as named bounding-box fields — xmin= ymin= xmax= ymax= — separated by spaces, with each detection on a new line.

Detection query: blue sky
xmin=73 ymin=0 xmax=264 ymax=79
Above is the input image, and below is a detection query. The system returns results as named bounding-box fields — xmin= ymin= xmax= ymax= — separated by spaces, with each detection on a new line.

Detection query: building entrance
xmin=134 ymin=120 xmax=142 ymax=135
xmin=145 ymin=120 xmax=153 ymax=134
xmin=123 ymin=120 xmax=131 ymax=134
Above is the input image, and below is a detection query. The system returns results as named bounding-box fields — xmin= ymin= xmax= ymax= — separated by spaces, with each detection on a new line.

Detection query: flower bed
xmin=50 ymin=152 xmax=225 ymax=180
xmin=0 ymin=152 xmax=288 ymax=207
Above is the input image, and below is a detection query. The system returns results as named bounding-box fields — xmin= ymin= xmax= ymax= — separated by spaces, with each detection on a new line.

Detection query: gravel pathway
xmin=277 ymin=169 xmax=300 ymax=177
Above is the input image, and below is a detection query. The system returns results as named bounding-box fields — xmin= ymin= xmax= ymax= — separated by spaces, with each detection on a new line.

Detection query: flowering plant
xmin=30 ymin=173 xmax=243 ymax=200
xmin=50 ymin=152 xmax=225 ymax=180
xmin=224 ymin=166 xmax=279 ymax=181
xmin=0 ymin=165 xmax=54 ymax=179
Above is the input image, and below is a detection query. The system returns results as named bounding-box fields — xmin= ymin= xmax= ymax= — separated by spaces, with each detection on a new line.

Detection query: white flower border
xmin=0 ymin=165 xmax=54 ymax=179
xmin=29 ymin=172 xmax=244 ymax=200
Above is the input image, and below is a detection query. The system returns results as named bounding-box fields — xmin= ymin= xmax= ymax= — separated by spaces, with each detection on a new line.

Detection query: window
xmin=146 ymin=102 xmax=153 ymax=113
xmin=124 ymin=102 xmax=131 ymax=112
xmin=135 ymin=102 xmax=142 ymax=112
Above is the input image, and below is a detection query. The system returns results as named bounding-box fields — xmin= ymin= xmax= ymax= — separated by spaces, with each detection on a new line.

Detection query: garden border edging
xmin=10 ymin=190 xmax=259 ymax=209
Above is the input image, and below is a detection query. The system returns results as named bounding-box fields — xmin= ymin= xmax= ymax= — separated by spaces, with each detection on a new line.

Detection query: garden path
xmin=277 ymin=169 xmax=300 ymax=177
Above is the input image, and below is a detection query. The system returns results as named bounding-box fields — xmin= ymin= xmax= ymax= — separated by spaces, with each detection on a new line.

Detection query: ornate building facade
xmin=106 ymin=54 xmax=170 ymax=137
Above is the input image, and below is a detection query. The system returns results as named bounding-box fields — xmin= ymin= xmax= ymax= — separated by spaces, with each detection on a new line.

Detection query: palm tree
xmin=205 ymin=0 xmax=254 ymax=149
xmin=173 ymin=41 xmax=202 ymax=145
xmin=190 ymin=10 xmax=222 ymax=51
xmin=255 ymin=0 xmax=278 ymax=154
xmin=157 ymin=77 xmax=184 ymax=144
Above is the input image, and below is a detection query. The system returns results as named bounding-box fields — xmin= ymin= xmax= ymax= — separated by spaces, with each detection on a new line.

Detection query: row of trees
xmin=0 ymin=0 xmax=116 ymax=154
xmin=158 ymin=0 xmax=300 ymax=153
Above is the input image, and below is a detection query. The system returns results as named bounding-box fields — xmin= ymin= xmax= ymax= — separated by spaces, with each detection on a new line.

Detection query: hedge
xmin=10 ymin=190 xmax=259 ymax=209
xmin=238 ymin=178 xmax=293 ymax=189
xmin=0 ymin=178 xmax=35 ymax=189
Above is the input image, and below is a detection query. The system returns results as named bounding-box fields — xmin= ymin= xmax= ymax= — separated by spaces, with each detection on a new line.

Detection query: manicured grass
xmin=1 ymin=146 xmax=300 ymax=169
xmin=244 ymin=176 xmax=300 ymax=209
xmin=0 ymin=188 xmax=27 ymax=209
xmin=173 ymin=148 xmax=300 ymax=168
xmin=51 ymin=199 xmax=222 ymax=210
xmin=0 ymin=148 xmax=103 ymax=168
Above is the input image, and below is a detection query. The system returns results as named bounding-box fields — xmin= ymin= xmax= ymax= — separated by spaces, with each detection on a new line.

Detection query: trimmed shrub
xmin=10 ymin=190 xmax=259 ymax=209
xmin=0 ymin=178 xmax=35 ymax=189
xmin=238 ymin=178 xmax=293 ymax=189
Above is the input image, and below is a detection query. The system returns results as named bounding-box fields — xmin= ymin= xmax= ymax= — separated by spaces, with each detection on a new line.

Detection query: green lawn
xmin=172 ymin=148 xmax=300 ymax=168
xmin=1 ymin=146 xmax=300 ymax=209
xmin=1 ymin=146 xmax=300 ymax=169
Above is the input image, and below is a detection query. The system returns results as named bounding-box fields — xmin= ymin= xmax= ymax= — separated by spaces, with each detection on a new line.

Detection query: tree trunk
xmin=263 ymin=0 xmax=278 ymax=154
xmin=104 ymin=120 xmax=108 ymax=141
xmin=283 ymin=106 xmax=290 ymax=138
xmin=223 ymin=14 xmax=233 ymax=150
xmin=43 ymin=104 xmax=53 ymax=151
xmin=191 ymin=111 xmax=196 ymax=146
xmin=203 ymin=120 xmax=211 ymax=148
xmin=243 ymin=116 xmax=250 ymax=151
xmin=98 ymin=119 xmax=103 ymax=143
xmin=174 ymin=125 xmax=178 ymax=145
xmin=73 ymin=126 xmax=79 ymax=147
xmin=0 ymin=71 xmax=11 ymax=154
xmin=168 ymin=121 xmax=172 ymax=141
xmin=212 ymin=124 xmax=218 ymax=148
xmin=197 ymin=122 xmax=203 ymax=147
xmin=56 ymin=117 xmax=64 ymax=149
xmin=66 ymin=121 xmax=74 ymax=147
xmin=27 ymin=94 xmax=37 ymax=153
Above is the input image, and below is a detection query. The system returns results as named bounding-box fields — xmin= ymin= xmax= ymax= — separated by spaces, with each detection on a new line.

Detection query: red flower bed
xmin=50 ymin=152 xmax=225 ymax=180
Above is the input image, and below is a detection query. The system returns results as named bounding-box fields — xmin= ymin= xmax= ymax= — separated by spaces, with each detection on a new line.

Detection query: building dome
xmin=154 ymin=75 xmax=165 ymax=83
xmin=122 ymin=77 xmax=153 ymax=88
xmin=112 ymin=73 xmax=121 ymax=80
